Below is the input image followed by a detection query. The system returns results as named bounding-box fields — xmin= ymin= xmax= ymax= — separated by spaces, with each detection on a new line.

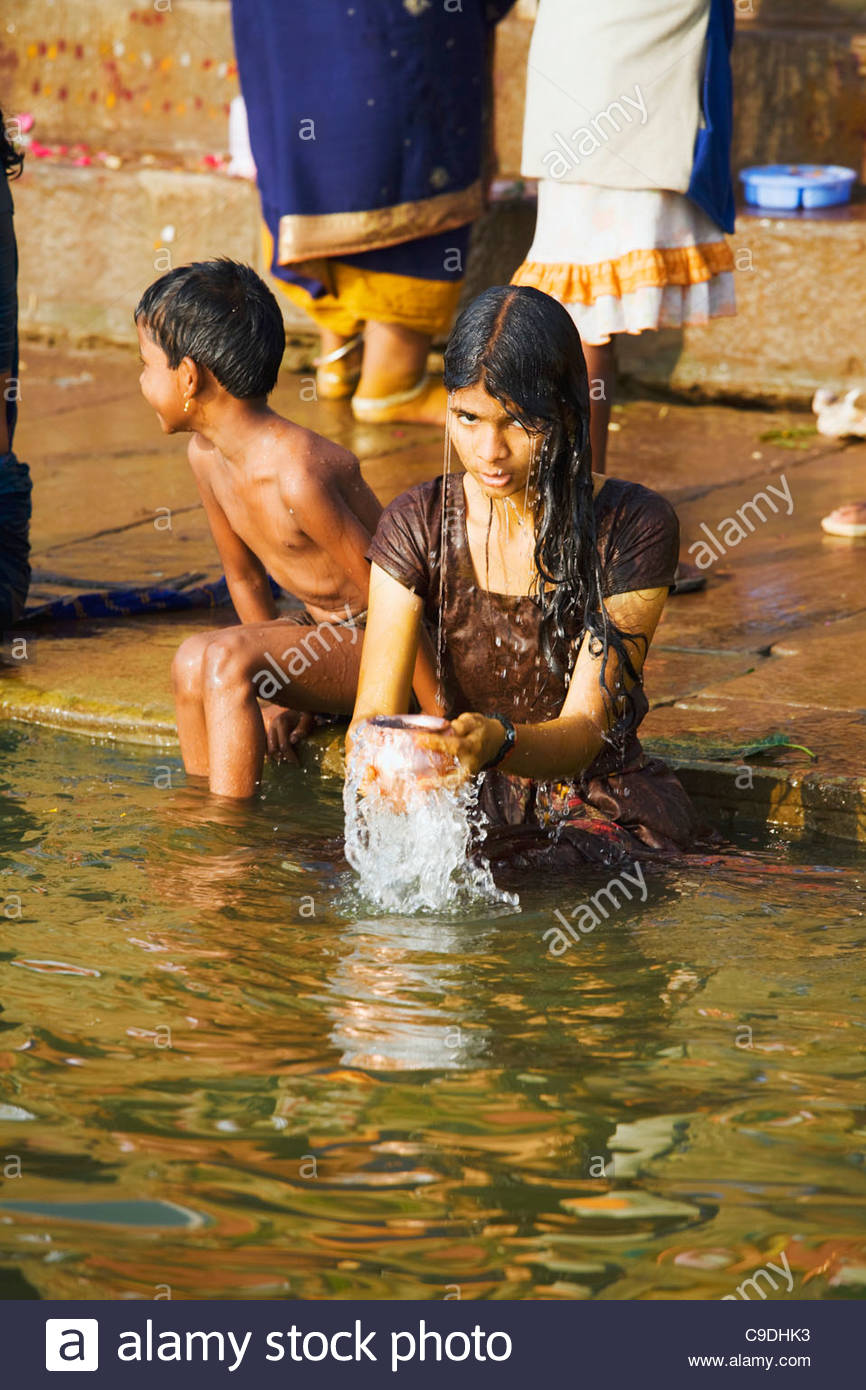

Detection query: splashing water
xmin=343 ymin=718 xmax=517 ymax=914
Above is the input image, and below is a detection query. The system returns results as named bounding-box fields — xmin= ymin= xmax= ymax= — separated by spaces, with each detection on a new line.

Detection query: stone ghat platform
xmin=1 ymin=343 xmax=864 ymax=845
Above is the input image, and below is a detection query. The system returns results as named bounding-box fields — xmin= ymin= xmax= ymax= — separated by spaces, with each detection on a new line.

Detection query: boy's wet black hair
xmin=135 ymin=258 xmax=285 ymax=399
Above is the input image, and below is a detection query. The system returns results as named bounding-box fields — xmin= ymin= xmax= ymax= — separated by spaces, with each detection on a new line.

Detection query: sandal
xmin=820 ymin=502 xmax=866 ymax=537
xmin=812 ymin=387 xmax=866 ymax=439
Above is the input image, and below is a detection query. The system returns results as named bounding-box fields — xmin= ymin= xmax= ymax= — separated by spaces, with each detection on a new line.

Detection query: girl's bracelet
xmin=481 ymin=714 xmax=516 ymax=770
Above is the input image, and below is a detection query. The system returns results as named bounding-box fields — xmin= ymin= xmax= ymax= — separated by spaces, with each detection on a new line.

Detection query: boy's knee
xmin=201 ymin=631 xmax=251 ymax=692
xmin=172 ymin=634 xmax=209 ymax=695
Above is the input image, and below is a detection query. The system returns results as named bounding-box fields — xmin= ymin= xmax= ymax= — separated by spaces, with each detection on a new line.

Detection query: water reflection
xmin=325 ymin=915 xmax=492 ymax=1072
xmin=0 ymin=728 xmax=864 ymax=1300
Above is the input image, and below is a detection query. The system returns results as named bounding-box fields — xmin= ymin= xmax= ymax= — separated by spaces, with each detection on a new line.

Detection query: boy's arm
xmin=284 ymin=467 xmax=376 ymax=600
xmin=286 ymin=460 xmax=442 ymax=714
xmin=188 ymin=437 xmax=277 ymax=624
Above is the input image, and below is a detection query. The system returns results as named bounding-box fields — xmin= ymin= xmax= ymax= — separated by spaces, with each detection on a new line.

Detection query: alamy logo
xmin=45 ymin=1319 xmax=99 ymax=1371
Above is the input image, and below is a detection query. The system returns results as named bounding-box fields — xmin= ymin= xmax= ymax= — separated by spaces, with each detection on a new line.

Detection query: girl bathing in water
xmin=349 ymin=285 xmax=699 ymax=868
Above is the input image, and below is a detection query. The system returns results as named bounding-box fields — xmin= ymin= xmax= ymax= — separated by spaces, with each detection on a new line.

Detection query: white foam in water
xmin=343 ymin=766 xmax=517 ymax=915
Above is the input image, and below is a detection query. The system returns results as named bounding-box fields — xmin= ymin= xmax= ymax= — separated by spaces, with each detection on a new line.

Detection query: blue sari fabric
xmin=687 ymin=0 xmax=736 ymax=234
xmin=231 ymin=1 xmax=514 ymax=290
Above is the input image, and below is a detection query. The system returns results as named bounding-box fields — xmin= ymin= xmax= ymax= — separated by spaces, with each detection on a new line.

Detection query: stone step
xmin=9 ymin=0 xmax=866 ymax=402
xmin=12 ymin=157 xmax=312 ymax=343
xmin=13 ymin=156 xmax=866 ymax=405
xmin=731 ymin=13 xmax=866 ymax=182
xmin=617 ymin=203 xmax=866 ymax=403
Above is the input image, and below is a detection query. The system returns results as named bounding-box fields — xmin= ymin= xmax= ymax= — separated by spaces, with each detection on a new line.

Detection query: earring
xmin=183 ymin=399 xmax=192 ymax=414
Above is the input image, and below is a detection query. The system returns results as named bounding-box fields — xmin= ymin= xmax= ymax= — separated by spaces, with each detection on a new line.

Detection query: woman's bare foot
xmin=351 ymin=321 xmax=447 ymax=426
xmin=821 ymin=502 xmax=866 ymax=537
xmin=351 ymin=375 xmax=449 ymax=427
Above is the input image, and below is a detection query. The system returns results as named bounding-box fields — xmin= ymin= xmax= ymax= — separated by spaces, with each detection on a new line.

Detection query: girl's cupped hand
xmin=438 ymin=712 xmax=509 ymax=777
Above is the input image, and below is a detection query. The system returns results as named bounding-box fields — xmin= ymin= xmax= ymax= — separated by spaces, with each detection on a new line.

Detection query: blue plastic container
xmin=740 ymin=164 xmax=857 ymax=210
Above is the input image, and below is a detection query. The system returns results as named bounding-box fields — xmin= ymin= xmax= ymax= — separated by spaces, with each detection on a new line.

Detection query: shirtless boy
xmin=135 ymin=258 xmax=433 ymax=799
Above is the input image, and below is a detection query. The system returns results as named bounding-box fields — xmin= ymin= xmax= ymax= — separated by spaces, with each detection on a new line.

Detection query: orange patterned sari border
xmin=512 ymin=242 xmax=735 ymax=306
xmin=276 ymin=182 xmax=484 ymax=264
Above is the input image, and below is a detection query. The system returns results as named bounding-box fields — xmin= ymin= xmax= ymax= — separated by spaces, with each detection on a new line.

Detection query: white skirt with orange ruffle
xmin=512 ymin=181 xmax=736 ymax=346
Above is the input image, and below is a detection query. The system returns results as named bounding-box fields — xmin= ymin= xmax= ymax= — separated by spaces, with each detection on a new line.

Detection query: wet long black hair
xmin=1 ymin=110 xmax=23 ymax=180
xmin=443 ymin=284 xmax=646 ymax=745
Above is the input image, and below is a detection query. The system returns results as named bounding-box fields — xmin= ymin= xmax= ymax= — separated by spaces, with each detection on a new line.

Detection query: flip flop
xmin=812 ymin=387 xmax=866 ymax=439
xmin=820 ymin=502 xmax=866 ymax=537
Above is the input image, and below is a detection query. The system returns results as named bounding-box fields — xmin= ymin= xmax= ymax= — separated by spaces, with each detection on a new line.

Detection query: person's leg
xmin=315 ymin=328 xmax=363 ymax=399
xmin=583 ymin=339 xmax=616 ymax=475
xmin=352 ymin=320 xmax=449 ymax=425
xmin=200 ymin=617 xmax=364 ymax=798
xmin=334 ymin=258 xmax=462 ymax=426
xmin=171 ymin=630 xmax=221 ymax=777
xmin=0 ymin=452 xmax=31 ymax=631
xmin=260 ymin=227 xmax=364 ymax=398
xmin=357 ymin=321 xmax=429 ymax=397
xmin=0 ymin=204 xmax=28 ymax=627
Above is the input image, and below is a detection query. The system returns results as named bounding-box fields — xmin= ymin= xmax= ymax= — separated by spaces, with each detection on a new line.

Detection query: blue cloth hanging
xmin=687 ymin=0 xmax=736 ymax=234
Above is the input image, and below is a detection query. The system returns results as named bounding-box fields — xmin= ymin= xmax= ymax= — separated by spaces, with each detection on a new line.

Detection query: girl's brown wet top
xmin=369 ymin=471 xmax=678 ymax=738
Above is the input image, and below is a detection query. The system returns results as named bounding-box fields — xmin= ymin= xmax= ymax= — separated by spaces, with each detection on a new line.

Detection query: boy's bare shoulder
xmin=273 ymin=418 xmax=360 ymax=496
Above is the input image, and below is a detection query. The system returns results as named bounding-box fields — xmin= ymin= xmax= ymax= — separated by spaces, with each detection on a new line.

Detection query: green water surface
xmin=0 ymin=726 xmax=864 ymax=1301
